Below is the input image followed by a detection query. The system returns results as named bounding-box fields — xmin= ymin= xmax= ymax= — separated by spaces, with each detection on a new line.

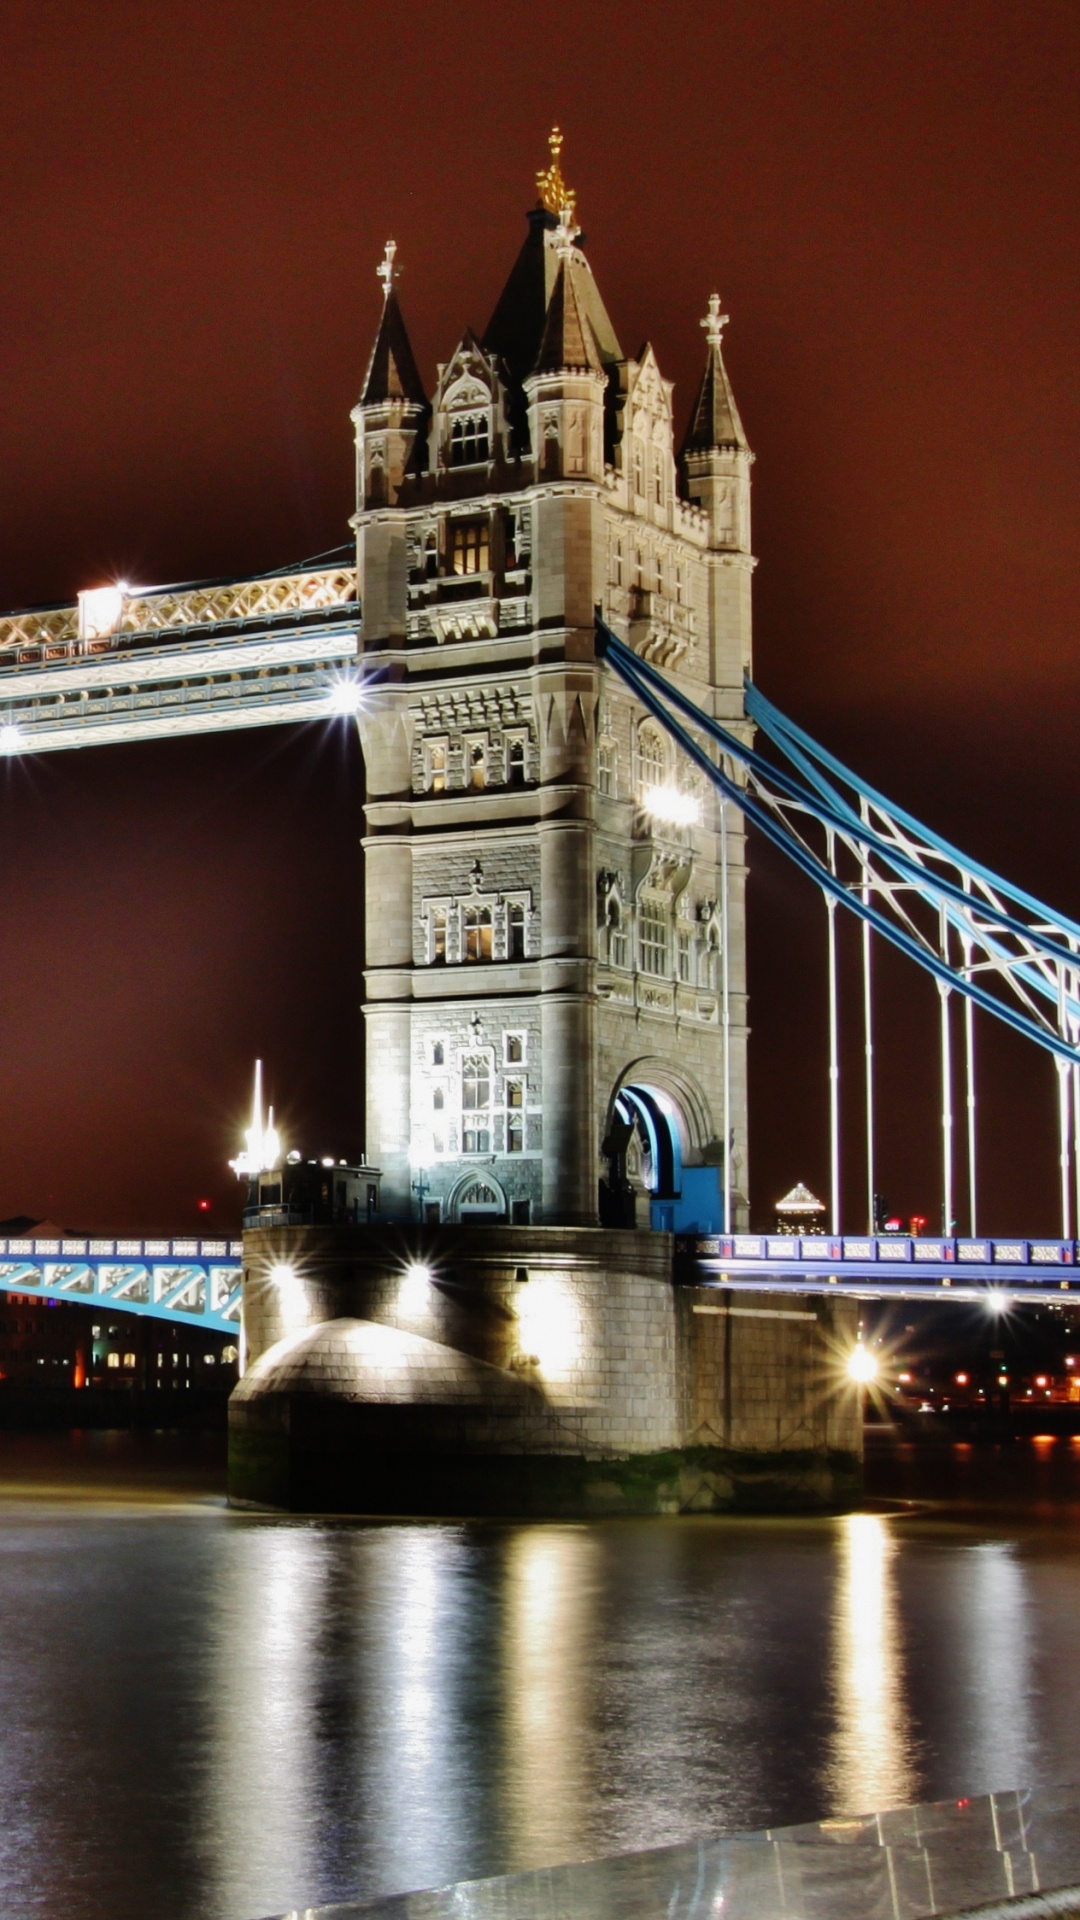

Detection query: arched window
xmin=470 ymin=744 xmax=487 ymax=789
xmin=508 ymin=738 xmax=526 ymax=787
xmin=598 ymin=737 xmax=616 ymax=797
xmin=429 ymin=907 xmax=447 ymax=965
xmin=632 ymin=441 xmax=644 ymax=496
xmin=608 ymin=897 xmax=628 ymax=970
xmin=433 ymin=1087 xmax=444 ymax=1111
xmin=463 ymin=905 xmax=493 ymax=962
xmin=639 ymin=897 xmax=668 ymax=976
xmin=505 ymin=1078 xmax=524 ymax=1153
xmin=637 ymin=724 xmax=667 ymax=797
xmin=433 ymin=1041 xmax=444 ymax=1066
xmin=462 ymin=1056 xmax=491 ymax=1152
xmin=450 ymin=415 xmax=490 ymax=466
xmin=508 ymin=901 xmax=526 ymax=960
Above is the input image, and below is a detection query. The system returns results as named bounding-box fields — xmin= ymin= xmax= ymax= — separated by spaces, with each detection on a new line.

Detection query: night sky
xmin=1 ymin=1 xmax=1078 ymax=1238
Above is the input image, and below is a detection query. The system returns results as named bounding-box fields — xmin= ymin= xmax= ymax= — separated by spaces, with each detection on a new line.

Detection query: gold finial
xmin=376 ymin=238 xmax=398 ymax=299
xmin=537 ymin=125 xmax=576 ymax=220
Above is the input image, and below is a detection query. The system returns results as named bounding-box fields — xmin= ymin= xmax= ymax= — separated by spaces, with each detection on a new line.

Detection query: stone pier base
xmin=228 ymin=1225 xmax=862 ymax=1516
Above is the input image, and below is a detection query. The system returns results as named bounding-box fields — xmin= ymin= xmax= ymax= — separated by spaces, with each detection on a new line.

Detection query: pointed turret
xmin=679 ymin=294 xmax=753 ymax=551
xmin=680 ymin=295 xmax=749 ymax=456
xmin=532 ymin=254 xmax=603 ymax=375
xmin=351 ymin=241 xmax=429 ymax=509
xmin=524 ymin=210 xmax=607 ymax=483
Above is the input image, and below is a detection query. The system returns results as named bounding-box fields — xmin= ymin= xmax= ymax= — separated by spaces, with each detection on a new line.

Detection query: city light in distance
xmin=641 ymin=784 xmax=699 ymax=827
xmin=955 ymin=1372 xmax=968 ymax=1385
xmin=847 ymin=1343 xmax=878 ymax=1384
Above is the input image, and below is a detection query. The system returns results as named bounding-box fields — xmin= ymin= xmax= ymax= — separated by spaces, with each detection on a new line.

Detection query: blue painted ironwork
xmin=596 ymin=617 xmax=1080 ymax=1066
xmin=676 ymin=1232 xmax=1080 ymax=1305
xmin=0 ymin=1236 xmax=242 ymax=1333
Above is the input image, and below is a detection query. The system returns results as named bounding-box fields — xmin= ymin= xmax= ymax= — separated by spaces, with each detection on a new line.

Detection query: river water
xmin=2 ymin=1432 xmax=1080 ymax=1920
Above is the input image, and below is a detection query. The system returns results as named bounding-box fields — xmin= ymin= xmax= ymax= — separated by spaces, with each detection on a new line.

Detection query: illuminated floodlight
xmin=0 ymin=724 xmax=24 ymax=756
xmin=77 ymin=583 xmax=127 ymax=642
xmin=269 ymin=1262 xmax=298 ymax=1287
xmin=641 ymin=783 xmax=700 ymax=828
xmin=398 ymin=1259 xmax=434 ymax=1312
xmin=846 ymin=1343 xmax=878 ymax=1385
xmin=326 ymin=675 xmax=364 ymax=716
xmin=228 ymin=1059 xmax=282 ymax=1177
xmin=985 ymin=1288 xmax=1009 ymax=1315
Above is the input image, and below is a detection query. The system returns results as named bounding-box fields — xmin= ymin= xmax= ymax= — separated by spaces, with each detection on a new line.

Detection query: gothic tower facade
xmin=353 ymin=141 xmax=753 ymax=1231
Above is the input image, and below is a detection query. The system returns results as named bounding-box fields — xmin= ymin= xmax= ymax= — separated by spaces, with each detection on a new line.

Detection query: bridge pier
xmin=228 ymin=1226 xmax=862 ymax=1515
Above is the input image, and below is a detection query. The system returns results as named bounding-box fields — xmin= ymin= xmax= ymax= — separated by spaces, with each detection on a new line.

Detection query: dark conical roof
xmin=483 ymin=209 xmax=621 ymax=387
xmin=533 ymin=257 xmax=604 ymax=375
xmin=680 ymin=321 xmax=749 ymax=457
xmin=360 ymin=287 xmax=428 ymax=408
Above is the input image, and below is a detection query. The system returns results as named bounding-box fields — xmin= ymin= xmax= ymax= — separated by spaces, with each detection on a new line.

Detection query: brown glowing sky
xmin=1 ymin=1 xmax=1078 ymax=1236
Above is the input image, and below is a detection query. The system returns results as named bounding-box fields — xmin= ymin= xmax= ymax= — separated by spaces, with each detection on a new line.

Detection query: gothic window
xmin=653 ymin=452 xmax=663 ymax=506
xmin=450 ymin=415 xmax=490 ymax=466
xmin=505 ymin=511 xmax=518 ymax=569
xmin=639 ymin=897 xmax=669 ymax=977
xmin=656 ymin=553 xmax=665 ymax=597
xmin=634 ymin=548 xmax=643 ymax=588
xmin=508 ymin=901 xmax=526 ymax=960
xmin=507 ymin=736 xmax=526 ymax=787
xmin=505 ymin=1080 xmax=524 ymax=1154
xmin=468 ymin=741 xmax=487 ymax=789
xmin=433 ymin=1041 xmax=444 ymax=1066
xmin=637 ymin=724 xmax=667 ymax=798
xmin=463 ymin=905 xmax=493 ymax=962
xmin=674 ymin=564 xmax=683 ymax=605
xmin=613 ymin=542 xmax=623 ymax=587
xmin=607 ymin=896 xmax=628 ymax=970
xmin=429 ymin=907 xmax=448 ymax=965
xmin=462 ymin=1055 xmax=492 ymax=1152
xmin=425 ymin=532 xmax=438 ymax=578
xmin=632 ymin=441 xmax=644 ymax=497
xmin=452 ymin=521 xmax=490 ymax=575
xmin=505 ymin=1033 xmax=524 ymax=1064
xmin=426 ymin=740 xmax=447 ymax=793
xmin=677 ymin=928 xmax=692 ymax=984
xmin=598 ymin=736 xmax=616 ymax=797
xmin=433 ymin=1087 xmax=445 ymax=1112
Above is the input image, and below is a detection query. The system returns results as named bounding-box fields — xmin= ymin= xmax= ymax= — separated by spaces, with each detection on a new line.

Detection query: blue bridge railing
xmin=677 ymin=1233 xmax=1080 ymax=1302
xmin=0 ymin=1237 xmax=243 ymax=1334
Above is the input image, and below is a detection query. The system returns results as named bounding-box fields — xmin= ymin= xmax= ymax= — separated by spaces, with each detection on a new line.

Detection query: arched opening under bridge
xmin=600 ymin=1063 xmax=724 ymax=1234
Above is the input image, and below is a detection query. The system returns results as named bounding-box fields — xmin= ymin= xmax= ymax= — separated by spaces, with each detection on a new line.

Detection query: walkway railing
xmin=0 ymin=1237 xmax=243 ymax=1333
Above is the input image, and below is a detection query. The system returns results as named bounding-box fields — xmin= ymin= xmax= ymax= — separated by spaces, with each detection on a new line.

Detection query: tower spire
xmin=359 ymin=241 xmax=427 ymax=409
xmin=680 ymin=291 xmax=749 ymax=456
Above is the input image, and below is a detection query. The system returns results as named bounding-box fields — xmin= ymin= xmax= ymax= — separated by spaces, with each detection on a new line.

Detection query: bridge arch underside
xmin=600 ymin=1058 xmax=723 ymax=1233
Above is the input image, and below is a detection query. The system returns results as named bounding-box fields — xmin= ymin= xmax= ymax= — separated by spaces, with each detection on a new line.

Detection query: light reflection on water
xmin=826 ymin=1512 xmax=918 ymax=1812
xmin=2 ymin=1448 xmax=1080 ymax=1920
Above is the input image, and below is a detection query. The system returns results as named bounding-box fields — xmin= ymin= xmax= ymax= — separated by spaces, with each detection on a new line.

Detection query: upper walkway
xmin=0 ymin=558 xmax=359 ymax=753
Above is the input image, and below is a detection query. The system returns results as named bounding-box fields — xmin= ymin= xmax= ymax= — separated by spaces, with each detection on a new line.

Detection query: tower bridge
xmin=3 ymin=132 xmax=1074 ymax=1510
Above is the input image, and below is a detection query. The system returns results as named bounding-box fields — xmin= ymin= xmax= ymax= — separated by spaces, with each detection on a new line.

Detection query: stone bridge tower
xmin=229 ymin=142 xmax=866 ymax=1517
xmin=354 ymin=141 xmax=753 ymax=1232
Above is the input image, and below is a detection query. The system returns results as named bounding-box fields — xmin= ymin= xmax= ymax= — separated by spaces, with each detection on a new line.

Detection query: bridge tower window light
xmin=639 ymin=897 xmax=669 ymax=977
xmin=462 ymin=1053 xmax=492 ymax=1153
xmin=452 ymin=521 xmax=490 ymax=575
